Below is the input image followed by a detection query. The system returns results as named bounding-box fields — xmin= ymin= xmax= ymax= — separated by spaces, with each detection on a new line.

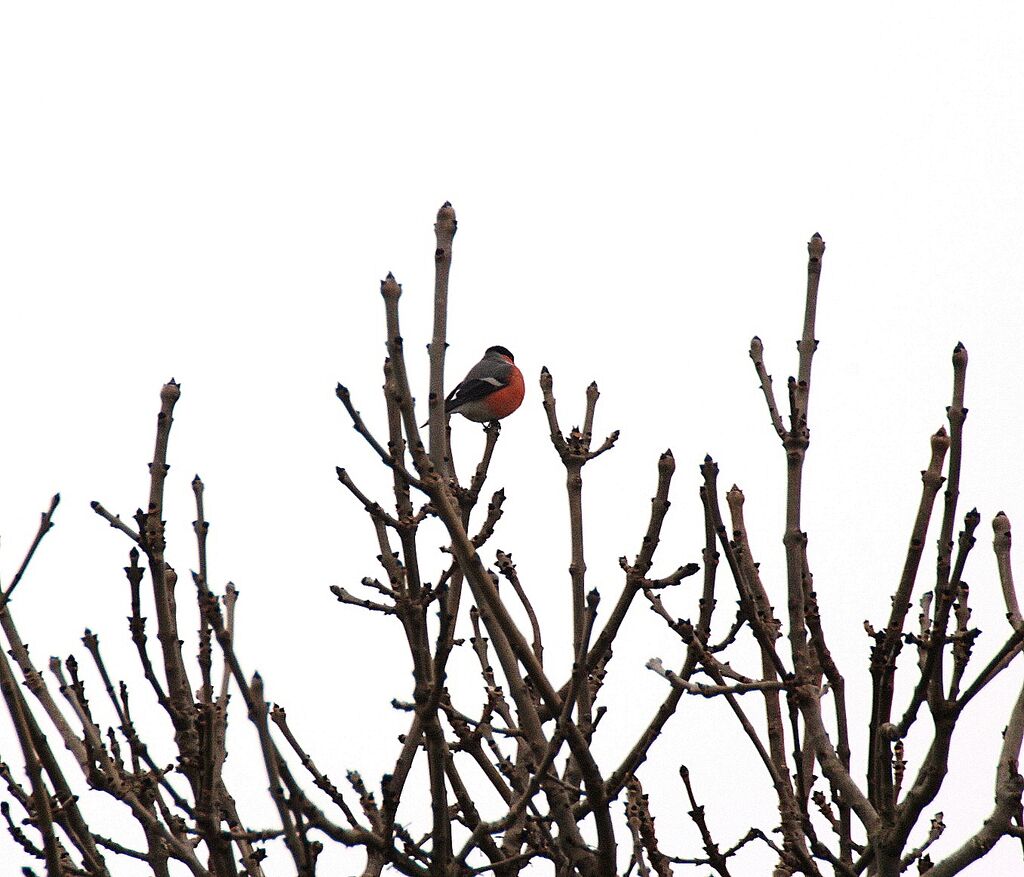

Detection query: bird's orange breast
xmin=485 ymin=367 xmax=525 ymax=419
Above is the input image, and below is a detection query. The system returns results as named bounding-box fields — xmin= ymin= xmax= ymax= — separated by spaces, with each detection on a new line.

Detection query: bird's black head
xmin=486 ymin=345 xmax=514 ymax=361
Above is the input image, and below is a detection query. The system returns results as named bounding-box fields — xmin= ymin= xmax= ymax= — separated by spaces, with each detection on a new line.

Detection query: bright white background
xmin=2 ymin=4 xmax=1024 ymax=874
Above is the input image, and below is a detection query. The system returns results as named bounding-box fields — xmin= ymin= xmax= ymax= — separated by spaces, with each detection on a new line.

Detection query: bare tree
xmin=2 ymin=205 xmax=1023 ymax=876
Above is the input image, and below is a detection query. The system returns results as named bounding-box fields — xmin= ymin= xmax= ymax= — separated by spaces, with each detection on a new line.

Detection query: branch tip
xmin=932 ymin=428 xmax=951 ymax=453
xmin=435 ymin=202 xmax=457 ymax=239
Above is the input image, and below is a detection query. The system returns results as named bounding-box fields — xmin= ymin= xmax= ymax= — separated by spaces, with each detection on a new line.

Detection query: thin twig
xmin=0 ymin=494 xmax=60 ymax=607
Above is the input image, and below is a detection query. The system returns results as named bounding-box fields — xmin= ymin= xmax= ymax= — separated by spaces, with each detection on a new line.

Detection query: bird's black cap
xmin=486 ymin=345 xmax=514 ymax=361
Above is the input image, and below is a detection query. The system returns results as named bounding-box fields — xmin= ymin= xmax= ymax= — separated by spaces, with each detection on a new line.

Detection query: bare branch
xmin=89 ymin=500 xmax=142 ymax=543
xmin=994 ymin=511 xmax=1023 ymax=630
xmin=646 ymin=659 xmax=787 ymax=697
xmin=427 ymin=201 xmax=457 ymax=478
xmin=749 ymin=336 xmax=786 ymax=440
xmin=0 ymin=494 xmax=60 ymax=608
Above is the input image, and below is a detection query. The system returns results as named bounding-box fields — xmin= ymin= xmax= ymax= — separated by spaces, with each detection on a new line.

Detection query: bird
xmin=440 ymin=345 xmax=525 ymax=423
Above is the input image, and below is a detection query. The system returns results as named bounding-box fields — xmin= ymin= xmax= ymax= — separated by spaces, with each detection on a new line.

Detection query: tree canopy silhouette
xmin=2 ymin=205 xmax=1023 ymax=876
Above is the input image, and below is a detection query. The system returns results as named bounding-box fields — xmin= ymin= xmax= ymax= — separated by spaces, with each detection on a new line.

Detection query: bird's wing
xmin=445 ymin=358 xmax=511 ymax=410
xmin=445 ymin=375 xmax=505 ymax=410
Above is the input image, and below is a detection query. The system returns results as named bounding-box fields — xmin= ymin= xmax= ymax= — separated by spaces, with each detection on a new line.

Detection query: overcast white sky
xmin=2 ymin=5 xmax=1024 ymax=874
